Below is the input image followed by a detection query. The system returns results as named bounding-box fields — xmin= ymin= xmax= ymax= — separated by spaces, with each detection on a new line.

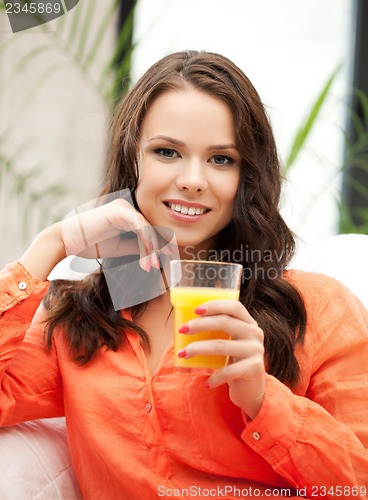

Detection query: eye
xmin=210 ymin=154 xmax=235 ymax=166
xmin=154 ymin=148 xmax=178 ymax=159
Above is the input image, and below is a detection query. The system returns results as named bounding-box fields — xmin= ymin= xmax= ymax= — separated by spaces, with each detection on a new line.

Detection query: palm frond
xmin=284 ymin=65 xmax=342 ymax=172
xmin=81 ymin=0 xmax=120 ymax=71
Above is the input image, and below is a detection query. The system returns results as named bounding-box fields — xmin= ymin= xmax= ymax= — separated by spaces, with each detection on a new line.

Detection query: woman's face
xmin=135 ymin=87 xmax=241 ymax=256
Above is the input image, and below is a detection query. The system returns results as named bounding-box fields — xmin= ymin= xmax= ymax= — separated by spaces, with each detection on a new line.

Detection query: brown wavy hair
xmin=44 ymin=50 xmax=306 ymax=385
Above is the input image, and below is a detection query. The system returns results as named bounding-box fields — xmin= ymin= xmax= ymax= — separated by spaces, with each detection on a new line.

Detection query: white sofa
xmin=0 ymin=418 xmax=81 ymax=499
xmin=290 ymin=233 xmax=368 ymax=309
xmin=0 ymin=234 xmax=367 ymax=499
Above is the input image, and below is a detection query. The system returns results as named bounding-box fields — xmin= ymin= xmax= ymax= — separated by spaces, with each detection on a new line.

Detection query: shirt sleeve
xmin=0 ymin=261 xmax=64 ymax=426
xmin=241 ymin=273 xmax=368 ymax=499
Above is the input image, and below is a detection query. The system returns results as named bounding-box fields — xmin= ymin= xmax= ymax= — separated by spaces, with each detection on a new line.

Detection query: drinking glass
xmin=170 ymin=260 xmax=243 ymax=373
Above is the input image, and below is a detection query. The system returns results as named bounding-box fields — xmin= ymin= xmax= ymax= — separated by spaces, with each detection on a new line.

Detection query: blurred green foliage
xmin=0 ymin=0 xmax=136 ymax=250
xmin=285 ymin=67 xmax=368 ymax=235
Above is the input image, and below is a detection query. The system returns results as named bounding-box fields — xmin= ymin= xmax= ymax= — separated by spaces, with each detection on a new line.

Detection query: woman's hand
xmin=60 ymin=198 xmax=165 ymax=271
xmin=20 ymin=197 xmax=175 ymax=281
xmin=177 ymin=300 xmax=266 ymax=420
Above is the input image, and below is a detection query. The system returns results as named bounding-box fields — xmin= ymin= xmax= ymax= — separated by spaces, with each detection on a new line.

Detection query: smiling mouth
xmin=164 ymin=202 xmax=210 ymax=216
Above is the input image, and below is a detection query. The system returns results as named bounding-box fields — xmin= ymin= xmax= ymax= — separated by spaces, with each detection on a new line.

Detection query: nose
xmin=175 ymin=159 xmax=208 ymax=193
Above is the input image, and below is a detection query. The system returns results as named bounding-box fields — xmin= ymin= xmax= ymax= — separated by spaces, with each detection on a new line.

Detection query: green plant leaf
xmin=99 ymin=2 xmax=136 ymax=100
xmin=76 ymin=0 xmax=96 ymax=62
xmin=67 ymin=0 xmax=83 ymax=48
xmin=284 ymin=64 xmax=342 ymax=172
xmin=81 ymin=0 xmax=120 ymax=71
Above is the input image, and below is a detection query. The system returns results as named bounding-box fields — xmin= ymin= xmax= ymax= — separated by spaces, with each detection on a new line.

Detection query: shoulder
xmin=284 ymin=269 xmax=368 ymax=376
xmin=284 ymin=268 xmax=345 ymax=292
xmin=283 ymin=269 xmax=366 ymax=317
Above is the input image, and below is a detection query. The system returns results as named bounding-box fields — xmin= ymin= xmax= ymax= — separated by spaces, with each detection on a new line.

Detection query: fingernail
xmin=160 ymin=245 xmax=174 ymax=257
xmin=151 ymin=254 xmax=160 ymax=269
xmin=205 ymin=380 xmax=211 ymax=389
xmin=178 ymin=349 xmax=187 ymax=358
xmin=194 ymin=306 xmax=207 ymax=315
xmin=145 ymin=260 xmax=151 ymax=272
xmin=148 ymin=240 xmax=154 ymax=252
xmin=178 ymin=324 xmax=190 ymax=333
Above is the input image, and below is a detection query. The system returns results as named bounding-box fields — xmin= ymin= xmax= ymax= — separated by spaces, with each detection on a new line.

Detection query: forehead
xmin=141 ymin=88 xmax=236 ymax=143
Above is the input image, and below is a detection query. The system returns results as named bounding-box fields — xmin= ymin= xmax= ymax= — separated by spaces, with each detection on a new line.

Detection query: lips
xmin=166 ymin=202 xmax=208 ymax=215
xmin=163 ymin=200 xmax=211 ymax=220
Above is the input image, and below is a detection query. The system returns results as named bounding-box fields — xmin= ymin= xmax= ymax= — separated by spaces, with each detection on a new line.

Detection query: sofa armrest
xmin=0 ymin=418 xmax=81 ymax=499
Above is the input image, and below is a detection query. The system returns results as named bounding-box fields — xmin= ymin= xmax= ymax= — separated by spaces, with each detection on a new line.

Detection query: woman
xmin=0 ymin=51 xmax=367 ymax=499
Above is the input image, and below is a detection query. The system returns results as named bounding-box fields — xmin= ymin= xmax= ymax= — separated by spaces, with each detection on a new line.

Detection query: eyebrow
xmin=148 ymin=135 xmax=238 ymax=151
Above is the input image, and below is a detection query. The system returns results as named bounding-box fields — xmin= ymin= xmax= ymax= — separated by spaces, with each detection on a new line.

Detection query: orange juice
xmin=170 ymin=286 xmax=240 ymax=372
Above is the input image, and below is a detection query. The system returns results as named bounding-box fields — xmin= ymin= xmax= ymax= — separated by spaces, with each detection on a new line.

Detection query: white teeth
xmin=168 ymin=203 xmax=206 ymax=215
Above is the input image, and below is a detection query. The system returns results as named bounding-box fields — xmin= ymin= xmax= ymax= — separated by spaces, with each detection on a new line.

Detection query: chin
xmin=176 ymin=239 xmax=217 ymax=260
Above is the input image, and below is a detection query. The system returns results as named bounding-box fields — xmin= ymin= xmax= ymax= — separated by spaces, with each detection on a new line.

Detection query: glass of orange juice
xmin=170 ymin=260 xmax=243 ymax=373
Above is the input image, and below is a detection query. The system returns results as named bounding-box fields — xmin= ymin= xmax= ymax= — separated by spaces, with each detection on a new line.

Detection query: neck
xmin=179 ymin=245 xmax=211 ymax=261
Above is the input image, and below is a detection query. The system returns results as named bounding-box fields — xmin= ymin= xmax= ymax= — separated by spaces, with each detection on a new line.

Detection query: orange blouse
xmin=0 ymin=261 xmax=367 ymax=499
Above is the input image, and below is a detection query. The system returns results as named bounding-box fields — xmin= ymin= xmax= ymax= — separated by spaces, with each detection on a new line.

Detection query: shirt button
xmin=18 ymin=281 xmax=27 ymax=290
xmin=145 ymin=402 xmax=152 ymax=413
xmin=252 ymin=431 xmax=261 ymax=441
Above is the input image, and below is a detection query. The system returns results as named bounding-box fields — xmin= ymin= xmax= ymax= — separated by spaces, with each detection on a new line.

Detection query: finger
xmin=116 ymin=209 xmax=151 ymax=250
xmin=131 ymin=224 xmax=150 ymax=271
xmin=159 ymin=244 xmax=174 ymax=257
xmin=76 ymin=240 xmax=140 ymax=262
xmin=193 ymin=299 xmax=257 ymax=325
xmin=146 ymin=225 xmax=162 ymax=268
xmin=117 ymin=220 xmax=159 ymax=272
xmin=154 ymin=227 xmax=178 ymax=258
xmin=207 ymin=357 xmax=265 ymax=389
xmin=181 ymin=338 xmax=261 ymax=360
xmin=77 ymin=236 xmax=141 ymax=259
xmin=134 ymin=226 xmax=161 ymax=272
xmin=178 ymin=315 xmax=263 ymax=341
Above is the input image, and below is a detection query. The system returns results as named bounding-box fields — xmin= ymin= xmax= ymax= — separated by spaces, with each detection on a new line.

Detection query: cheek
xmin=134 ymin=178 xmax=149 ymax=212
xmin=134 ymin=161 xmax=154 ymax=202
xmin=134 ymin=184 xmax=142 ymax=209
xmin=134 ymin=164 xmax=166 ymax=212
xmin=218 ymin=174 xmax=240 ymax=212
